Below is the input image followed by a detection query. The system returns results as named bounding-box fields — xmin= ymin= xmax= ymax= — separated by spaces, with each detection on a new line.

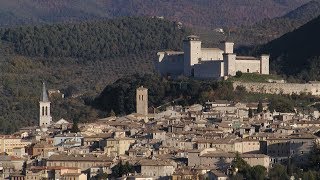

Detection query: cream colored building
xmin=188 ymin=148 xmax=269 ymax=170
xmin=47 ymin=154 xmax=113 ymax=171
xmin=0 ymin=135 xmax=31 ymax=155
xmin=104 ymin=137 xmax=135 ymax=156
xmin=157 ymin=35 xmax=269 ymax=79
xmin=139 ymin=159 xmax=175 ymax=177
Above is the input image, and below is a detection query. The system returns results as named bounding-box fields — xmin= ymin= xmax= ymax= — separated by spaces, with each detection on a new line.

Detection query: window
xmin=247 ymin=69 xmax=250 ymax=73
xmin=45 ymin=106 xmax=48 ymax=115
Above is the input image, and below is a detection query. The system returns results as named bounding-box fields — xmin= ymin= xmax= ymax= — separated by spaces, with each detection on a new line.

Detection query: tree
xmin=257 ymin=101 xmax=263 ymax=113
xmin=308 ymin=143 xmax=320 ymax=171
xmin=111 ymin=161 xmax=134 ymax=178
xmin=235 ymin=71 xmax=243 ymax=78
xmin=231 ymin=152 xmax=250 ymax=174
xmin=248 ymin=108 xmax=253 ymax=118
xmin=70 ymin=121 xmax=80 ymax=133
xmin=269 ymin=164 xmax=289 ymax=180
xmin=247 ymin=165 xmax=266 ymax=180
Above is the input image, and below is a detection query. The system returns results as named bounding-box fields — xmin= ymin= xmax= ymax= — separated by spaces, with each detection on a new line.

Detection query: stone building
xmin=188 ymin=148 xmax=270 ymax=170
xmin=136 ymin=86 xmax=148 ymax=116
xmin=156 ymin=35 xmax=269 ymax=79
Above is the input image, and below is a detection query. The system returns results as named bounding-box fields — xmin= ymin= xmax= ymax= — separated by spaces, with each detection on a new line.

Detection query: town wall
xmin=233 ymin=82 xmax=320 ymax=96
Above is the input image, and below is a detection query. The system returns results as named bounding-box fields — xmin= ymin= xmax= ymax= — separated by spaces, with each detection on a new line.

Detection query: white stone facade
xmin=156 ymin=35 xmax=270 ymax=79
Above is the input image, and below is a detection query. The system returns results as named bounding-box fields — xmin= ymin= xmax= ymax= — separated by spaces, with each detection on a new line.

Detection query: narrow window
xmin=142 ymin=95 xmax=143 ymax=101
xmin=42 ymin=106 xmax=44 ymax=116
xmin=45 ymin=106 xmax=48 ymax=115
xmin=247 ymin=69 xmax=250 ymax=73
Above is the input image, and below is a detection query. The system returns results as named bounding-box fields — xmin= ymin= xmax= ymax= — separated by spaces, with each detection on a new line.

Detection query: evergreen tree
xmin=257 ymin=101 xmax=263 ymax=113
xmin=248 ymin=108 xmax=253 ymax=118
xmin=70 ymin=120 xmax=80 ymax=133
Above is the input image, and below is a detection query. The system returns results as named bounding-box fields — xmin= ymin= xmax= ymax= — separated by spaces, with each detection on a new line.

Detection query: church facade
xmin=156 ymin=35 xmax=269 ymax=79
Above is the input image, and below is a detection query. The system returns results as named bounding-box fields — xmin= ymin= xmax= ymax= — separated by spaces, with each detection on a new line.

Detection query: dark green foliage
xmin=93 ymin=74 xmax=237 ymax=115
xmin=0 ymin=17 xmax=187 ymax=134
xmin=0 ymin=17 xmax=189 ymax=59
xmin=257 ymin=101 xmax=263 ymax=113
xmin=308 ymin=143 xmax=320 ymax=171
xmin=70 ymin=121 xmax=80 ymax=133
xmin=231 ymin=153 xmax=267 ymax=180
xmin=268 ymin=96 xmax=295 ymax=112
xmin=235 ymin=71 xmax=242 ymax=78
xmin=258 ymin=15 xmax=320 ymax=80
xmin=248 ymin=108 xmax=253 ymax=118
xmin=268 ymin=164 xmax=290 ymax=180
xmin=111 ymin=161 xmax=134 ymax=178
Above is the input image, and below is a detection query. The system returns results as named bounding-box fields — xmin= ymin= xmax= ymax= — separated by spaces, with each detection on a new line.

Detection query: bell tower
xmin=39 ymin=82 xmax=52 ymax=127
xmin=136 ymin=86 xmax=148 ymax=116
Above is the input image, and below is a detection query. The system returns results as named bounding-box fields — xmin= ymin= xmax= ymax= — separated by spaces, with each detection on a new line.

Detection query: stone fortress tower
xmin=183 ymin=35 xmax=202 ymax=76
xmin=39 ymin=82 xmax=52 ymax=127
xmin=136 ymin=86 xmax=148 ymax=116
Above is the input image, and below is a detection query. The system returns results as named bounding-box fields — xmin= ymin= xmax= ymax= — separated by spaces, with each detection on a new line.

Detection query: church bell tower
xmin=39 ymin=82 xmax=52 ymax=127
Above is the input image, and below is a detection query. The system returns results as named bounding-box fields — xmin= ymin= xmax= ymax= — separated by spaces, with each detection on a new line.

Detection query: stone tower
xmin=39 ymin=82 xmax=52 ymax=127
xmin=136 ymin=86 xmax=148 ymax=116
xmin=223 ymin=53 xmax=236 ymax=76
xmin=224 ymin=41 xmax=234 ymax=54
xmin=260 ymin=54 xmax=270 ymax=74
xmin=183 ymin=35 xmax=201 ymax=76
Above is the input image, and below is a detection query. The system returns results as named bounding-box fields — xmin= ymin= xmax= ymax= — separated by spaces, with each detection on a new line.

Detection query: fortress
xmin=156 ymin=35 xmax=270 ymax=79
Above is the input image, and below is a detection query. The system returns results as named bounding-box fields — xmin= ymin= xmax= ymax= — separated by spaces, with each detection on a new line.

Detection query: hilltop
xmin=0 ymin=0 xmax=312 ymax=28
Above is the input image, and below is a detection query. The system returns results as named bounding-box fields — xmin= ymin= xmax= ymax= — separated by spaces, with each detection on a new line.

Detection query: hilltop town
xmin=1 ymin=80 xmax=320 ymax=179
xmin=0 ymin=1 xmax=320 ymax=180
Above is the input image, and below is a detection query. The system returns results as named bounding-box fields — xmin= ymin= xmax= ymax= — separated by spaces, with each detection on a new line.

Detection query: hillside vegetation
xmin=0 ymin=0 xmax=312 ymax=28
xmin=197 ymin=0 xmax=320 ymax=47
xmin=0 ymin=17 xmax=189 ymax=134
xmin=0 ymin=17 xmax=188 ymax=59
xmin=258 ymin=15 xmax=320 ymax=81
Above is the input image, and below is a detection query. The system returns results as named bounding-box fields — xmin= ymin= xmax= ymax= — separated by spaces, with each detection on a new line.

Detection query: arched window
xmin=42 ymin=106 xmax=44 ymax=116
xmin=45 ymin=106 xmax=48 ymax=115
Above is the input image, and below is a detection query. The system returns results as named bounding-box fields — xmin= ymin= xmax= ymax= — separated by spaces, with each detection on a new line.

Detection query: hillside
xmin=0 ymin=17 xmax=189 ymax=134
xmin=196 ymin=0 xmax=320 ymax=48
xmin=0 ymin=0 xmax=312 ymax=28
xmin=259 ymin=15 xmax=320 ymax=81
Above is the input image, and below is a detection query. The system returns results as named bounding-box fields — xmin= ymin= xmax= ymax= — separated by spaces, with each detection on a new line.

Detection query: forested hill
xmin=259 ymin=15 xmax=320 ymax=81
xmin=0 ymin=17 xmax=189 ymax=59
xmin=0 ymin=0 xmax=312 ymax=28
xmin=0 ymin=17 xmax=189 ymax=134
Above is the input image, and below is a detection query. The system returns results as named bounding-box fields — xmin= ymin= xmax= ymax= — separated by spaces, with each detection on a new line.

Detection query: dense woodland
xmin=0 ymin=17 xmax=188 ymax=134
xmin=258 ymin=15 xmax=320 ymax=81
xmin=0 ymin=17 xmax=189 ymax=59
xmin=0 ymin=0 xmax=312 ymax=28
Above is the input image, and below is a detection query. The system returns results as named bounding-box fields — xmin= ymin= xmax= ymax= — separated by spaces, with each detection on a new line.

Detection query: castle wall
xmin=194 ymin=61 xmax=223 ymax=79
xmin=201 ymin=48 xmax=223 ymax=61
xmin=233 ymin=82 xmax=320 ymax=96
xmin=235 ymin=60 xmax=261 ymax=73
xmin=156 ymin=52 xmax=184 ymax=76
